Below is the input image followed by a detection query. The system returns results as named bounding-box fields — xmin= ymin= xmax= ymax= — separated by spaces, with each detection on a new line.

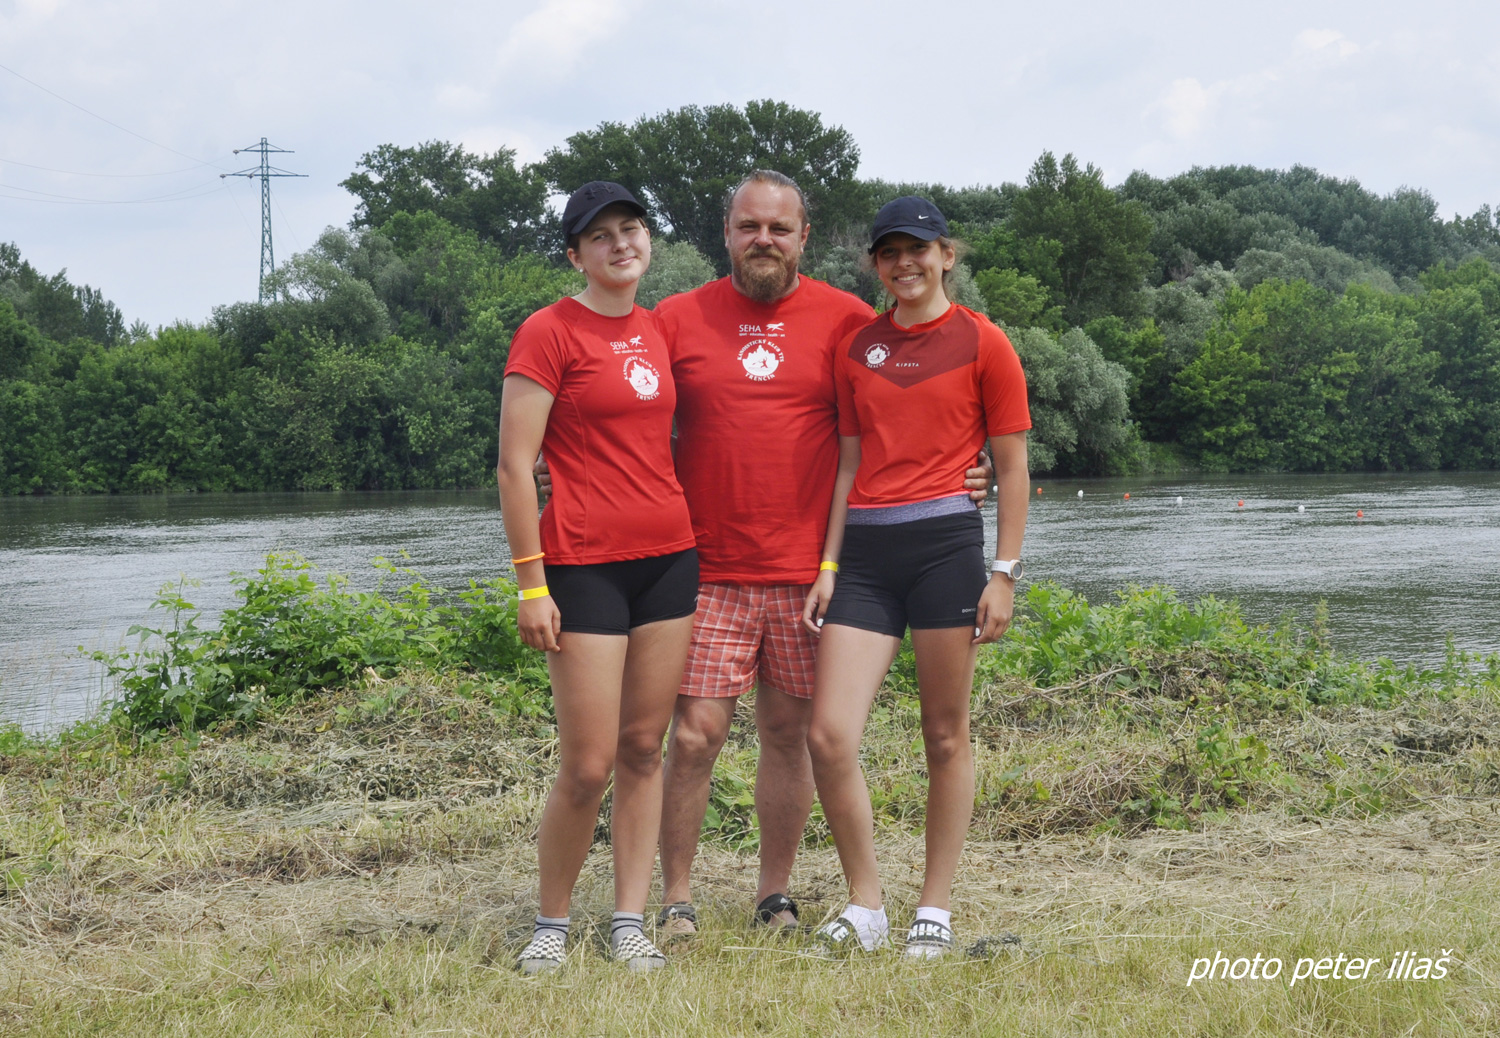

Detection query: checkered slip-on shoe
xmin=516 ymin=931 xmax=566 ymax=974
xmin=613 ymin=930 xmax=667 ymax=971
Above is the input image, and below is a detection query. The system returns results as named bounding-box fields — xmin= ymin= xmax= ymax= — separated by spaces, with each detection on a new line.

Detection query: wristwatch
xmin=992 ymin=558 xmax=1024 ymax=580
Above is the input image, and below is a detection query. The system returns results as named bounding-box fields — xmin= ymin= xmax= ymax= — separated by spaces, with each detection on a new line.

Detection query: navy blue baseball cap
xmin=562 ymin=181 xmax=648 ymax=238
xmin=868 ymin=195 xmax=949 ymax=252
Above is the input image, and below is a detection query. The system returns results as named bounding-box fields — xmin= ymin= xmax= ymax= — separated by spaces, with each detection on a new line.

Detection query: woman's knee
xmin=615 ymin=728 xmax=667 ymax=778
xmin=555 ymin=753 xmax=613 ymax=805
xmin=922 ymin=724 xmax=972 ymax=768
xmin=806 ymin=720 xmax=859 ymax=770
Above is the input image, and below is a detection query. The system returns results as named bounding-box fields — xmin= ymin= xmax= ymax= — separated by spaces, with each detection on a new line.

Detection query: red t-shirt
xmin=504 ymin=297 xmax=695 ymax=565
xmin=835 ymin=304 xmax=1030 ymax=508
xmin=656 ymin=275 xmax=875 ymax=584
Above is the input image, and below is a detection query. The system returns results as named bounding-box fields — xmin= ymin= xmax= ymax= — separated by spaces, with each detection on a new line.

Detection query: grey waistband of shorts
xmin=845 ymin=494 xmax=977 ymax=526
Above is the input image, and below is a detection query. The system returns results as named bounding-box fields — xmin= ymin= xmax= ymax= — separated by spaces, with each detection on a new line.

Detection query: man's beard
xmin=733 ymin=247 xmax=799 ymax=303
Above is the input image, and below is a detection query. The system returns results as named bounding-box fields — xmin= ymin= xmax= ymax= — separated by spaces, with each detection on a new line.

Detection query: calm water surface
xmin=3 ymin=473 xmax=1498 ymax=731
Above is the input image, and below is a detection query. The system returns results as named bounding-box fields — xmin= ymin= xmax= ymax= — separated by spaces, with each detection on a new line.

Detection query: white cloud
xmin=493 ymin=0 xmax=636 ymax=84
xmin=1296 ymin=28 xmax=1360 ymax=58
xmin=1155 ymin=78 xmax=1217 ymax=139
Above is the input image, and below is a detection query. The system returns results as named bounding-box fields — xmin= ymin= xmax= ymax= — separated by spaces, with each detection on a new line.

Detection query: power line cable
xmin=0 ymin=182 xmax=226 ymax=205
xmin=0 ymin=155 xmax=211 ymax=178
xmin=0 ymin=59 xmax=230 ymax=171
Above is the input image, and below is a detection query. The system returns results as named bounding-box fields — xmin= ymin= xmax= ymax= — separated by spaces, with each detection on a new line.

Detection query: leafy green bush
xmin=92 ymin=553 xmax=537 ymax=733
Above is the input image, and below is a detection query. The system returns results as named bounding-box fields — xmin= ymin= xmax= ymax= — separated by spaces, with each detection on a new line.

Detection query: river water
xmin=3 ymin=472 xmax=1498 ymax=732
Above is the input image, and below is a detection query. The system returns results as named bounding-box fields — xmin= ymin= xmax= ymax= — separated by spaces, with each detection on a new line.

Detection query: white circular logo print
xmin=623 ymin=357 xmax=661 ymax=400
xmin=864 ymin=343 xmax=890 ymax=368
xmin=738 ymin=340 xmax=784 ymax=381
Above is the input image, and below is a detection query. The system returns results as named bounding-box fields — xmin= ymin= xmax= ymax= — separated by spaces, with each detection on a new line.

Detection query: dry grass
xmin=2 ymin=672 xmax=1497 ymax=1036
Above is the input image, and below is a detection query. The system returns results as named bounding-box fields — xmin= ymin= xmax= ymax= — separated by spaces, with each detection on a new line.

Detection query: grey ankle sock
xmin=534 ymin=914 xmax=570 ymax=942
xmin=610 ymin=911 xmax=645 ymax=951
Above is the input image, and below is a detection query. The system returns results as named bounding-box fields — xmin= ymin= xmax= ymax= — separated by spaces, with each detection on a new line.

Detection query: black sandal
xmin=753 ymin=893 xmax=800 ymax=930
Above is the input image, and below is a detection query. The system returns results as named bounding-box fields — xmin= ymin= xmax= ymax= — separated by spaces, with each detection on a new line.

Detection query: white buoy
xmin=1176 ymin=495 xmax=1183 ymax=506
xmin=1297 ymin=504 xmax=1305 ymax=513
xmin=1077 ymin=489 xmax=1084 ymax=498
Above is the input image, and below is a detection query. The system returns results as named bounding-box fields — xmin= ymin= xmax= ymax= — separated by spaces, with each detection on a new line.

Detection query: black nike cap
xmin=868 ymin=195 xmax=949 ymax=252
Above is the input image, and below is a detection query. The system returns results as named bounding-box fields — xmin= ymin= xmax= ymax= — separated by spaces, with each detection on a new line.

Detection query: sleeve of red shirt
xmin=833 ymin=331 xmax=862 ymax=437
xmin=978 ymin=319 xmax=1033 ymax=436
xmin=503 ymin=309 xmax=569 ymax=395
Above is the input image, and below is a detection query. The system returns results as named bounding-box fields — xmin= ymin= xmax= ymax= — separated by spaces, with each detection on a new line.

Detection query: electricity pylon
xmin=221 ymin=138 xmax=306 ymax=302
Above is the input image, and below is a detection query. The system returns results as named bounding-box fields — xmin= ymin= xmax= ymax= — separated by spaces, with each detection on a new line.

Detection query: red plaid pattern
xmin=679 ymin=583 xmax=818 ymax=700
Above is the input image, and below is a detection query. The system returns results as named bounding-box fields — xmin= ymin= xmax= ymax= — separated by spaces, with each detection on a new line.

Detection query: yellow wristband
xmin=820 ymin=561 xmax=839 ymax=573
xmin=512 ymin=551 xmax=545 ymax=565
xmin=518 ymin=585 xmax=550 ymax=601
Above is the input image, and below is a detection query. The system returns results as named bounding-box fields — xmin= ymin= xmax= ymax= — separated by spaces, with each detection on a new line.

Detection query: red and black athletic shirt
xmin=834 ymin=304 xmax=1031 ymax=508
xmin=657 ymin=275 xmax=875 ymax=584
xmin=504 ymin=297 xmax=695 ymax=565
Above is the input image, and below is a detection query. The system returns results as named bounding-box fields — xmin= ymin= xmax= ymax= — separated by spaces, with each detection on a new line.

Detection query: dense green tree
xmin=1010 ymin=326 xmax=1134 ymax=475
xmin=1009 ymin=153 xmax=1154 ymax=325
xmin=536 ymin=101 xmax=863 ymax=271
xmin=341 ymin=142 xmax=550 ymax=255
xmin=1 ymin=243 xmax=124 ymax=347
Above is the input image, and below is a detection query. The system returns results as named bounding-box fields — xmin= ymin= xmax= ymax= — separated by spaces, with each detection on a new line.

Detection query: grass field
xmin=3 ymin=654 xmax=1497 ymax=1037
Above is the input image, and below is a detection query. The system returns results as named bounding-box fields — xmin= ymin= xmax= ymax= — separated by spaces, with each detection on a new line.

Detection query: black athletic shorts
xmin=546 ymin=548 xmax=699 ymax=635
xmin=821 ymin=512 xmax=986 ymax=638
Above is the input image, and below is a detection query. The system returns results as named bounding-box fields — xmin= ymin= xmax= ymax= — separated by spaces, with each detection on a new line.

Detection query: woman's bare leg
xmin=612 ymin=614 xmax=695 ymax=913
xmin=909 ymin=626 xmax=980 ymax=910
xmin=536 ymin=633 xmax=629 ymax=918
xmin=806 ymin=625 xmax=901 ymax=909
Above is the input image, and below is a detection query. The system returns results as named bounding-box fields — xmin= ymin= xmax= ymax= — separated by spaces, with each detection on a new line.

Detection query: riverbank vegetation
xmin=2 ymin=561 xmax=1497 ymax=1034
xmin=6 ymin=100 xmax=1500 ymax=493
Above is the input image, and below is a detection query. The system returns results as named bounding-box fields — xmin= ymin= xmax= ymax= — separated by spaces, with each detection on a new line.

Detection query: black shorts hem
xmin=628 ymin=603 xmax=698 ymax=629
xmin=558 ymin=622 xmax=630 ymax=636
xmin=908 ymin=617 xmax=979 ymax=631
xmin=821 ymin=616 xmax=906 ymax=639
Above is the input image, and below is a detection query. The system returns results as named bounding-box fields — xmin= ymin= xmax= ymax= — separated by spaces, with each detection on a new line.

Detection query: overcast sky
xmin=3 ymin=0 xmax=1498 ymax=328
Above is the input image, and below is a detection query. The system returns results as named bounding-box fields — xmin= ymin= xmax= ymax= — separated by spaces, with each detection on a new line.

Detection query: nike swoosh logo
xmin=916 ymin=215 xmax=929 ymax=219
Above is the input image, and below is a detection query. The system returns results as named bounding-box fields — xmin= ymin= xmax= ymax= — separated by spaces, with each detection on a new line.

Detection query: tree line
xmin=4 ymin=99 xmax=1500 ymax=493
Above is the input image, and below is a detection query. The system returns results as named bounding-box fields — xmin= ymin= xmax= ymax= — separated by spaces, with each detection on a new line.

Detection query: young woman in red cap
xmin=801 ymin=195 xmax=1031 ymax=958
xmin=497 ymin=182 xmax=697 ymax=973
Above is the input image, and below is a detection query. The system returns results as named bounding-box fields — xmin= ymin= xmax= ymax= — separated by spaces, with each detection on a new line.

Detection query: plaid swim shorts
xmin=678 ymin=583 xmax=818 ymax=700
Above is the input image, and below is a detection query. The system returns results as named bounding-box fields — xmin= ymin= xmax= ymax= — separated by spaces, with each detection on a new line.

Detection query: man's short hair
xmin=723 ymin=170 xmax=809 ymax=227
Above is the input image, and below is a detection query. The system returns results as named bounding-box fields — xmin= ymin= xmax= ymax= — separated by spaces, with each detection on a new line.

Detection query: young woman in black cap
xmin=497 ymin=182 xmax=698 ymax=973
xmin=800 ymin=196 xmax=1032 ymax=958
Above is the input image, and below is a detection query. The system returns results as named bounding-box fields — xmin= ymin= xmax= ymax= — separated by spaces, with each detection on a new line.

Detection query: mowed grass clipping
xmin=3 ymin=574 xmax=1499 ymax=1035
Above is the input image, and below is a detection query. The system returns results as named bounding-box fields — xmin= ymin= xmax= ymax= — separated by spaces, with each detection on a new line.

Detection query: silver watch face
xmin=1010 ymin=559 xmax=1024 ymax=581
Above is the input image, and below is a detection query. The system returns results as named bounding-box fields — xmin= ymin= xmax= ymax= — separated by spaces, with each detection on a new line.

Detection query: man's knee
xmin=667 ymin=697 xmax=735 ymax=768
xmin=756 ymin=687 xmax=811 ymax=752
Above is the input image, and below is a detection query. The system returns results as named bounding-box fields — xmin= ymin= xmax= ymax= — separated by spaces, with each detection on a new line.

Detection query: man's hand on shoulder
xmin=965 ymin=447 xmax=995 ymax=504
xmin=533 ymin=454 xmax=552 ymax=506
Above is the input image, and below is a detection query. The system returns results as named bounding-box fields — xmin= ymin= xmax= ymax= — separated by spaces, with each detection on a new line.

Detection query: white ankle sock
xmin=914 ymin=906 xmax=951 ymax=930
xmin=610 ymin=911 xmax=645 ymax=951
xmin=534 ymin=914 xmax=569 ymax=941
xmin=840 ymin=903 xmax=889 ymax=951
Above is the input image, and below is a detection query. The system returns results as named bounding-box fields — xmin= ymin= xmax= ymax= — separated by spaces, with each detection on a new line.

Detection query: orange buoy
xmin=1036 ymin=487 xmax=1043 ymax=495
xmin=1238 ymin=499 xmax=1244 ymax=507
xmin=1356 ymin=510 xmax=1364 ymax=518
xmin=1123 ymin=492 xmax=1130 ymax=500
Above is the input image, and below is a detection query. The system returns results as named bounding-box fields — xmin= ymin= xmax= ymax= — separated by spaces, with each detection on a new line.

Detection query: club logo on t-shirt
xmin=864 ymin=343 xmax=890 ymax=368
xmin=623 ymin=357 xmax=661 ymax=400
xmin=738 ymin=339 xmax=784 ymax=381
